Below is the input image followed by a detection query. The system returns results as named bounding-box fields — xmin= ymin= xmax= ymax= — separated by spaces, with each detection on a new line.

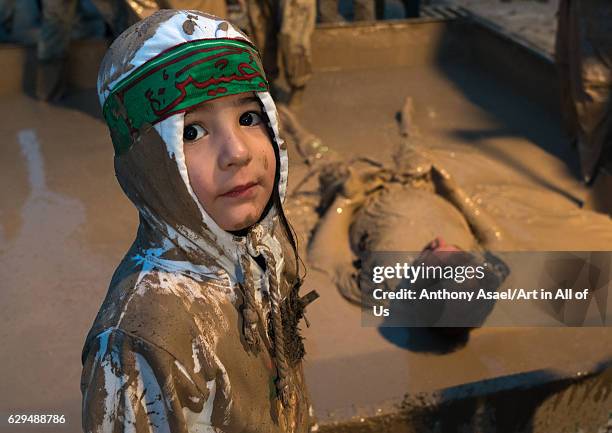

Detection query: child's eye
xmin=239 ymin=111 xmax=263 ymax=127
xmin=183 ymin=124 xmax=207 ymax=142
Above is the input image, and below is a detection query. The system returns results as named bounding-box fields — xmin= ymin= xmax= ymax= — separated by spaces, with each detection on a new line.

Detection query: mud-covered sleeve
xmin=81 ymin=328 xmax=218 ymax=433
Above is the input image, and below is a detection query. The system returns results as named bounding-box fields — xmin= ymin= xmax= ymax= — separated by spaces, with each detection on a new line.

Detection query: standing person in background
xmin=245 ymin=0 xmax=316 ymax=107
xmin=37 ymin=0 xmax=132 ymax=101
xmin=36 ymin=0 xmax=80 ymax=101
xmin=35 ymin=0 xmax=227 ymax=102
xmin=556 ymin=0 xmax=612 ymax=215
xmin=278 ymin=0 xmax=316 ymax=106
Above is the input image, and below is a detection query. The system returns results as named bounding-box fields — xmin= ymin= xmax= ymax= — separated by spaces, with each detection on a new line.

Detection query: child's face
xmin=183 ymin=92 xmax=277 ymax=232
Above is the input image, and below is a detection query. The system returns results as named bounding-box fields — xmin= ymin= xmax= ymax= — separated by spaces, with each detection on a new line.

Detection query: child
xmin=80 ymin=10 xmax=316 ymax=433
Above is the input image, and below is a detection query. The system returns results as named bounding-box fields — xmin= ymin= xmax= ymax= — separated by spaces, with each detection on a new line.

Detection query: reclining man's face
xmin=183 ymin=92 xmax=276 ymax=232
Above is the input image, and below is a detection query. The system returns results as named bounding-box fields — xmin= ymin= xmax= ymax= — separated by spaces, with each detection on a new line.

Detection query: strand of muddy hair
xmin=262 ymin=248 xmax=292 ymax=406
xmin=240 ymin=255 xmax=261 ymax=353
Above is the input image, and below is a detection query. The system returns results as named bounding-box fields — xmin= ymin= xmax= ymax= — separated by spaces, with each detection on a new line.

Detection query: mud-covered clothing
xmin=38 ymin=0 xmax=126 ymax=62
xmin=245 ymin=0 xmax=315 ymax=91
xmin=35 ymin=0 xmax=118 ymax=101
xmin=81 ymin=225 xmax=310 ymax=433
xmin=556 ymin=0 xmax=612 ymax=183
xmin=38 ymin=0 xmax=78 ymax=61
xmin=244 ymin=0 xmax=281 ymax=81
xmin=279 ymin=0 xmax=316 ymax=89
xmin=82 ymin=10 xmax=312 ymax=433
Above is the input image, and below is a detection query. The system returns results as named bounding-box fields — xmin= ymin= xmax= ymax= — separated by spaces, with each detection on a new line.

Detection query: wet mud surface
xmin=287 ymin=57 xmax=612 ymax=426
xmin=1 ymin=37 xmax=612 ymax=432
xmin=0 ymin=94 xmax=135 ymax=432
xmin=287 ymin=60 xmax=612 ymax=249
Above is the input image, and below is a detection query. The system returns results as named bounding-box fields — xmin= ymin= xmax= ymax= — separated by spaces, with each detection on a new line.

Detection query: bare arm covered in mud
xmin=431 ymin=165 xmax=504 ymax=248
xmin=398 ymin=96 xmax=504 ymax=249
xmin=308 ymin=166 xmax=367 ymax=284
xmin=307 ymin=197 xmax=358 ymax=270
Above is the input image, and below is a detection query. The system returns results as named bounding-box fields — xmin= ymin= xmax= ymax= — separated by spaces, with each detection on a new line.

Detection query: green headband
xmin=103 ymin=38 xmax=268 ymax=155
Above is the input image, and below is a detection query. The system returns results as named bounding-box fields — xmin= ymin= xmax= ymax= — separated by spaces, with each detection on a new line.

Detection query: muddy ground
xmin=1 ymin=5 xmax=612 ymax=433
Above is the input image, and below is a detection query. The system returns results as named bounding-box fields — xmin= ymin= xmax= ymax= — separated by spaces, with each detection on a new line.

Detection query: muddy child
xmin=80 ymin=10 xmax=316 ymax=433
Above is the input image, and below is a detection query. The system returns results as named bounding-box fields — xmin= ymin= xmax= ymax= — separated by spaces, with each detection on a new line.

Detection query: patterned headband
xmin=103 ymin=38 xmax=269 ymax=155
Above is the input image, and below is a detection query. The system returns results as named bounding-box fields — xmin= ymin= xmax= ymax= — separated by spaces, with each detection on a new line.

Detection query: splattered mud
xmin=1 ymin=16 xmax=611 ymax=432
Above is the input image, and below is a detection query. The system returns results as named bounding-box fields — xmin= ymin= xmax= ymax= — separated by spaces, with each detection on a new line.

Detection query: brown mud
xmin=288 ymin=83 xmax=612 ymax=260
xmin=1 ymin=18 xmax=612 ymax=432
xmin=283 ymin=65 xmax=612 ymax=309
xmin=282 ymin=38 xmax=612 ymax=429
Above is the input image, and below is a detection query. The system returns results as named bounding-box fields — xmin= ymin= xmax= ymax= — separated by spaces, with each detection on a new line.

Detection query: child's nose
xmin=218 ymin=128 xmax=252 ymax=169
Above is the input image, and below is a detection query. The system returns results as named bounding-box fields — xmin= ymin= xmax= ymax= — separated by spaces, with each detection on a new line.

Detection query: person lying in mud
xmin=81 ymin=10 xmax=317 ymax=433
xmin=280 ymin=98 xmax=509 ymax=315
xmin=281 ymin=96 xmax=612 ymax=319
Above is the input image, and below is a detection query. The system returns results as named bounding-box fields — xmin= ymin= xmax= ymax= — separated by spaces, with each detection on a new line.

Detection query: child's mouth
xmin=220 ymin=181 xmax=259 ymax=198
